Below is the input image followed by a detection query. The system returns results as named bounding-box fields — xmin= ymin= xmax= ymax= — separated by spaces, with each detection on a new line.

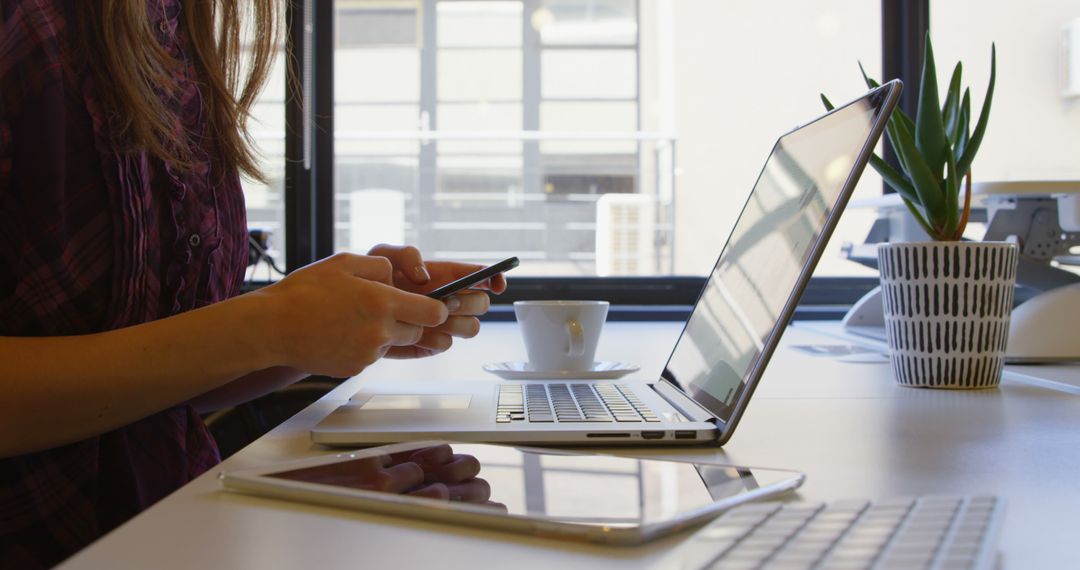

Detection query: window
xmin=332 ymin=1 xmax=422 ymax=257
xmin=327 ymin=0 xmax=884 ymax=282
xmin=337 ymin=4 xmax=420 ymax=47
xmin=242 ymin=11 xmax=288 ymax=281
xmin=334 ymin=0 xmax=649 ymax=276
xmin=272 ymin=1 xmax=952 ymax=314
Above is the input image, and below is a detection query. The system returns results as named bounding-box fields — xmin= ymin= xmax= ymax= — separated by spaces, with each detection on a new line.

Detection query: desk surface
xmin=62 ymin=322 xmax=1080 ymax=569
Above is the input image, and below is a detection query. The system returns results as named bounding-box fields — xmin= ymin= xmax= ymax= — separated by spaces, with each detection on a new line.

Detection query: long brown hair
xmin=77 ymin=0 xmax=280 ymax=183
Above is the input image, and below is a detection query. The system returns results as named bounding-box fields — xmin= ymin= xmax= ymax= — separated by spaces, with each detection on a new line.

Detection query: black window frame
xmin=275 ymin=0 xmax=928 ymax=319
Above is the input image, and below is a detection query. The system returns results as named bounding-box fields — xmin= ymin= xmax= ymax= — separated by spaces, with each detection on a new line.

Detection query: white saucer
xmin=482 ymin=361 xmax=640 ymax=380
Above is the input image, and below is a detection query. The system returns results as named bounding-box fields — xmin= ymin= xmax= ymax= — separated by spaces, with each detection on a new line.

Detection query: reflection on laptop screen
xmin=664 ymin=89 xmax=889 ymax=418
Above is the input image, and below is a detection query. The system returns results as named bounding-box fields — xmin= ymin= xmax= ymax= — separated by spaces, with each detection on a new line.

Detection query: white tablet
xmin=220 ymin=441 xmax=804 ymax=545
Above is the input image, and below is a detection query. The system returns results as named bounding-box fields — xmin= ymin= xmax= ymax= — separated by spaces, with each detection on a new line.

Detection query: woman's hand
xmin=368 ymin=244 xmax=508 ymax=359
xmin=253 ymin=253 xmax=449 ymax=377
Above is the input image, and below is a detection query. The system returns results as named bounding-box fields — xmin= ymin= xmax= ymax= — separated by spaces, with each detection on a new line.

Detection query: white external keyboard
xmin=673 ymin=495 xmax=1003 ymax=570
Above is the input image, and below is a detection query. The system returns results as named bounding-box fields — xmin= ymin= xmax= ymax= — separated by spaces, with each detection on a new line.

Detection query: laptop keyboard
xmin=495 ymin=383 xmax=660 ymax=423
xmin=677 ymin=495 xmax=1002 ymax=570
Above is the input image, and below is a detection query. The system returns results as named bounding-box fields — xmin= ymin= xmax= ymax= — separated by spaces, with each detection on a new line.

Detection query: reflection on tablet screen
xmin=268 ymin=443 xmax=777 ymax=528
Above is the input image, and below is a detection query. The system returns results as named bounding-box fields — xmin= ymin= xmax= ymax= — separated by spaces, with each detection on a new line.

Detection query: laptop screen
xmin=662 ymin=85 xmax=897 ymax=423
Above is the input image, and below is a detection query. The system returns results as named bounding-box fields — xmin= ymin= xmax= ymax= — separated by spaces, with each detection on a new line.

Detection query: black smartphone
xmin=426 ymin=256 xmax=519 ymax=300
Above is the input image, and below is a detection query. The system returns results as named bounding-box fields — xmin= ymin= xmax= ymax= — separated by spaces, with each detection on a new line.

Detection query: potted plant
xmin=823 ymin=35 xmax=1017 ymax=389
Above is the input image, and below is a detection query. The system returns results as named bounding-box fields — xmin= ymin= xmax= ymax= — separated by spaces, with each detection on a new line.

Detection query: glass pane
xmin=542 ymin=49 xmax=637 ymax=99
xmin=438 ymin=102 xmax=523 ymax=131
xmin=532 ymin=0 xmax=637 ymax=46
xmin=540 ymin=101 xmax=637 ymax=154
xmin=330 ymin=0 xmax=889 ymax=279
xmin=336 ymin=157 xmax=419 ymax=253
xmin=335 ymin=48 xmax=420 ymax=103
xmin=438 ymin=102 xmax=523 ymax=154
xmin=336 ymin=3 xmax=419 ymax=47
xmin=431 ymin=154 xmax=527 ymax=262
xmin=438 ymin=49 xmax=522 ymax=102
xmin=335 ymin=4 xmax=423 ymax=256
xmin=336 ymin=103 xmax=421 ymax=134
xmin=439 ymin=1 xmax=523 ymax=47
xmin=243 ymin=37 xmax=287 ymax=280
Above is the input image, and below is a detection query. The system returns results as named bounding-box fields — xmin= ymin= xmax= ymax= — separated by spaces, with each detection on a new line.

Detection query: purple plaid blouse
xmin=0 ymin=1 xmax=249 ymax=566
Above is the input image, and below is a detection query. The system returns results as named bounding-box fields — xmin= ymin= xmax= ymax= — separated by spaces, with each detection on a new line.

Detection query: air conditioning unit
xmin=596 ymin=194 xmax=658 ymax=276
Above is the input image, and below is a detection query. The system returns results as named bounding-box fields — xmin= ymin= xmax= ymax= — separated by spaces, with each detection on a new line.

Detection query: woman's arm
xmin=0 ymin=253 xmax=449 ymax=459
xmin=0 ymin=293 xmax=274 ymax=457
xmin=187 ymin=366 xmax=309 ymax=415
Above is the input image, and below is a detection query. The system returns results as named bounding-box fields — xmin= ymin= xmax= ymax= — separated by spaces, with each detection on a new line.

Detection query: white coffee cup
xmin=513 ymin=300 xmax=610 ymax=372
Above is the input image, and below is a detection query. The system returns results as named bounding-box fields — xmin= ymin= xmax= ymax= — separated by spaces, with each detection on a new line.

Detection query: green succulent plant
xmin=822 ymin=34 xmax=996 ymax=241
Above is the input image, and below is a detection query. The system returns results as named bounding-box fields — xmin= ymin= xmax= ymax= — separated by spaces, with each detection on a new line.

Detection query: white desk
xmin=61 ymin=321 xmax=1080 ymax=569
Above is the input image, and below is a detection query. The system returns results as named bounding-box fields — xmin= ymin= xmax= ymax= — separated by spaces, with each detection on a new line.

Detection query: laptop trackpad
xmin=359 ymin=394 xmax=472 ymax=410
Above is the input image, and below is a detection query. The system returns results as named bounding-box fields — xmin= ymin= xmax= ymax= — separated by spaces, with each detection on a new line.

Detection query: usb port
xmin=674 ymin=430 xmax=696 ymax=440
xmin=641 ymin=431 xmax=664 ymax=440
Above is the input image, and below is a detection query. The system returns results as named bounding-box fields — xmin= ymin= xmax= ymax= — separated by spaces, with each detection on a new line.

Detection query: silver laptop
xmin=313 ymin=81 xmax=902 ymax=447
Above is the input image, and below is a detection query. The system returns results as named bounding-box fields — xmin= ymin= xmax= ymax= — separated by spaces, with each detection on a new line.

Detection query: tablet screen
xmin=263 ymin=442 xmax=797 ymax=529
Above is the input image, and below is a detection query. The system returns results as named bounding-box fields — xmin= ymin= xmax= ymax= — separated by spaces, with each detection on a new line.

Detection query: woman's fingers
xmin=383 ymin=345 xmax=442 ymax=359
xmin=387 ymin=322 xmax=425 ymax=346
xmin=443 ymin=290 xmax=490 ymax=316
xmin=433 ymin=316 xmax=480 ymax=339
xmin=415 ymin=329 xmax=453 ymax=352
xmin=378 ymin=288 xmax=448 ymax=328
xmin=383 ymin=315 xmax=480 ymax=358
xmin=325 ymin=252 xmax=395 ymax=285
xmin=368 ymin=244 xmax=431 ymax=286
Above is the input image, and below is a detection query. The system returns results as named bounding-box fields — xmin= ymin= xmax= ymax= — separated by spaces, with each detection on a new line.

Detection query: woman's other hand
xmin=254 ymin=253 xmax=449 ymax=377
xmin=367 ymin=244 xmax=508 ymax=359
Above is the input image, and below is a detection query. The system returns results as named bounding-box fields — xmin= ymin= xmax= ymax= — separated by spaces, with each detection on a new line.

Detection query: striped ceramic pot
xmin=877 ymin=242 xmax=1019 ymax=389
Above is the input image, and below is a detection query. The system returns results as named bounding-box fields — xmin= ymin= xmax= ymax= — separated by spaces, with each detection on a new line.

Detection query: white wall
xmin=932 ymin=0 xmax=1080 ymax=180
xmin=654 ymin=0 xmax=882 ymax=275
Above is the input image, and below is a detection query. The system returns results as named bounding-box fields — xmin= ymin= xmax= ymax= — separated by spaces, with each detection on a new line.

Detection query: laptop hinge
xmin=651 ymin=381 xmax=719 ymax=424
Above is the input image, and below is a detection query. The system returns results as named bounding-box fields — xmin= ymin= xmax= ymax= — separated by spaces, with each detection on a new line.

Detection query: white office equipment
xmin=841 ymin=181 xmax=1080 ymax=363
xmin=596 ymin=193 xmax=658 ymax=276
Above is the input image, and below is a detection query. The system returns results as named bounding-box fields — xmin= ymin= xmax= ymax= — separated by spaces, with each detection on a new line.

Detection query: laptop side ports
xmin=641 ymin=431 xmax=665 ymax=440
